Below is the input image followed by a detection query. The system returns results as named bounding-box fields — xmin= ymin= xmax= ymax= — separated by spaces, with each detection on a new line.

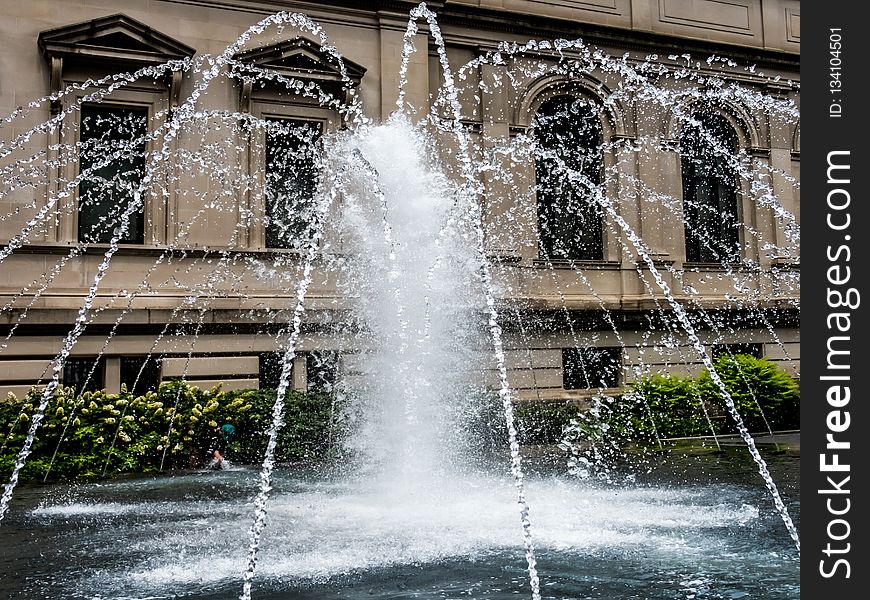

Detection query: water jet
xmin=0 ymin=2 xmax=800 ymax=598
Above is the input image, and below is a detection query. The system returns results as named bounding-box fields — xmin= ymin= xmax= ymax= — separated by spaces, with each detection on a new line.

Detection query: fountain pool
xmin=2 ymin=446 xmax=798 ymax=599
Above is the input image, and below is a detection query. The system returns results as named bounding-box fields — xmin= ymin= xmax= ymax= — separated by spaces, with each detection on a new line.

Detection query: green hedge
xmin=461 ymin=354 xmax=798 ymax=453
xmin=0 ymin=355 xmax=799 ymax=482
xmin=696 ymin=353 xmax=800 ymax=433
xmin=0 ymin=381 xmax=343 ymax=482
xmin=594 ymin=354 xmax=800 ymax=442
xmin=622 ymin=374 xmax=711 ymax=438
xmin=558 ymin=355 xmax=799 ymax=480
xmin=458 ymin=388 xmax=583 ymax=451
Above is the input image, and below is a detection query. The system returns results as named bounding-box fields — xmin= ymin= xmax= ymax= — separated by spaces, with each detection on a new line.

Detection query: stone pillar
xmin=104 ymin=356 xmax=121 ymax=394
xmin=480 ymin=61 xmax=531 ymax=259
xmin=292 ymin=354 xmax=307 ymax=391
xmin=612 ymin=133 xmax=642 ymax=267
xmin=633 ymin=105 xmax=685 ymax=264
xmin=746 ymin=149 xmax=774 ymax=267
xmin=378 ymin=11 xmax=429 ymax=121
xmin=767 ymin=100 xmax=800 ymax=260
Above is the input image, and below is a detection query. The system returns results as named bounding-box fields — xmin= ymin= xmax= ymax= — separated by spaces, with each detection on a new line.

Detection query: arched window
xmin=533 ymin=95 xmax=604 ymax=260
xmin=681 ymin=113 xmax=741 ymax=263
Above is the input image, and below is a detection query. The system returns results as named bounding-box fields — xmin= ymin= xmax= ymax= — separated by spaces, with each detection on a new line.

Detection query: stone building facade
xmin=0 ymin=0 xmax=800 ymax=401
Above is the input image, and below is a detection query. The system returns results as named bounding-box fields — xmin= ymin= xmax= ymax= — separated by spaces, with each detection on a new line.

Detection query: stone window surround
xmin=518 ymin=75 xmax=628 ymax=265
xmin=53 ymin=90 xmax=169 ymax=247
xmin=232 ymin=36 xmax=366 ymax=251
xmin=37 ymin=14 xmax=196 ymax=248
xmin=242 ymin=100 xmax=336 ymax=252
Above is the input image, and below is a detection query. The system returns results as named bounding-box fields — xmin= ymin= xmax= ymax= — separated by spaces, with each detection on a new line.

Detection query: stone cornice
xmin=160 ymin=1 xmax=797 ymax=70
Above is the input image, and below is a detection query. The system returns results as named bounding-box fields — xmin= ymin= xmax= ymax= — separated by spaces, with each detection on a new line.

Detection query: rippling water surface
xmin=1 ymin=447 xmax=799 ymax=600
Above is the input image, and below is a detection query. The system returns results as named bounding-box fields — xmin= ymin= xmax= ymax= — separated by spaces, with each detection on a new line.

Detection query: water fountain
xmin=0 ymin=3 xmax=799 ymax=599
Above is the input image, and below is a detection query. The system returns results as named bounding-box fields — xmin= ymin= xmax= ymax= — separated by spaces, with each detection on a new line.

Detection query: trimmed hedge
xmin=625 ymin=374 xmax=711 ymax=438
xmin=0 ymin=381 xmax=343 ymax=482
xmin=0 ymin=354 xmax=799 ymax=482
xmin=697 ymin=353 xmax=800 ymax=433
xmin=588 ymin=354 xmax=800 ymax=442
xmin=457 ymin=388 xmax=584 ymax=451
xmin=461 ymin=354 xmax=799 ymax=454
xmin=559 ymin=355 xmax=799 ymax=480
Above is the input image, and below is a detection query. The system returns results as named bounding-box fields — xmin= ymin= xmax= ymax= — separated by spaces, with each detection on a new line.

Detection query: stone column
xmin=480 ymin=61 xmax=531 ymax=259
xmin=378 ymin=11 xmax=429 ymax=121
xmin=746 ymin=148 xmax=774 ymax=268
xmin=633 ymin=104 xmax=684 ymax=263
xmin=766 ymin=98 xmax=800 ymax=260
xmin=292 ymin=354 xmax=307 ymax=391
xmin=104 ymin=356 xmax=121 ymax=394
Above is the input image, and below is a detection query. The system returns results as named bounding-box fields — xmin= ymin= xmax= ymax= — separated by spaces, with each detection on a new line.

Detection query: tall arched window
xmin=681 ymin=113 xmax=741 ymax=263
xmin=534 ymin=95 xmax=604 ymax=260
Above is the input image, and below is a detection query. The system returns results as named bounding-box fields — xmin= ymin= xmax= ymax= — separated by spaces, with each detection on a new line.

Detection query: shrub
xmin=0 ymin=381 xmax=344 ymax=482
xmin=458 ymin=387 xmax=582 ymax=450
xmin=514 ymin=400 xmax=583 ymax=445
xmin=697 ymin=354 xmax=800 ymax=433
xmin=614 ymin=354 xmax=799 ymax=440
xmin=559 ymin=354 xmax=799 ymax=458
xmin=628 ymin=374 xmax=714 ymax=438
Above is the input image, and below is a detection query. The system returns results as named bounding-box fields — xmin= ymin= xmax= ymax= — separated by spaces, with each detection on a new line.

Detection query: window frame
xmin=562 ymin=346 xmax=622 ymax=391
xmin=55 ymin=88 xmax=168 ymax=247
xmin=38 ymin=15 xmax=193 ymax=249
xmin=526 ymin=86 xmax=616 ymax=263
xmin=76 ymin=103 xmax=150 ymax=245
xmin=62 ymin=356 xmax=105 ymax=395
xmin=118 ymin=354 xmax=161 ymax=395
xmin=245 ymin=100 xmax=336 ymax=251
xmin=262 ymin=116 xmax=324 ymax=250
xmin=679 ymin=112 xmax=744 ymax=265
xmin=533 ymin=94 xmax=606 ymax=261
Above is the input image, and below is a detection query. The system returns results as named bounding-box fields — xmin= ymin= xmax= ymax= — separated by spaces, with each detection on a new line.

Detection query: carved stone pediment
xmin=38 ymin=13 xmax=195 ymax=67
xmin=234 ymin=37 xmax=365 ymax=85
xmin=232 ymin=37 xmax=366 ymax=110
xmin=38 ymin=14 xmax=196 ymax=110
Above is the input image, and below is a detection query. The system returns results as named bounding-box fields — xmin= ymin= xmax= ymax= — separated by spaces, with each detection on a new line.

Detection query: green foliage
xmin=603 ymin=353 xmax=800 ymax=441
xmin=629 ymin=374 xmax=712 ymax=438
xmin=697 ymin=354 xmax=800 ymax=433
xmin=0 ymin=381 xmax=344 ymax=482
xmin=557 ymin=355 xmax=799 ymax=480
xmin=458 ymin=355 xmax=798 ymax=458
xmin=0 ymin=355 xmax=798 ymax=483
xmin=514 ymin=400 xmax=583 ymax=445
xmin=459 ymin=387 xmax=583 ymax=450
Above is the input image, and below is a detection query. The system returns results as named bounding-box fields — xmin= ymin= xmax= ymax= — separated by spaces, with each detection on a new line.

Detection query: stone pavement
xmin=709 ymin=430 xmax=800 ymax=453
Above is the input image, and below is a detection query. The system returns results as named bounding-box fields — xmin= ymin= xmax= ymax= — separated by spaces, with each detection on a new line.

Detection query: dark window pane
xmin=534 ymin=96 xmax=604 ymax=260
xmin=78 ymin=105 xmax=148 ymax=244
xmin=681 ymin=113 xmax=740 ymax=263
xmin=307 ymin=350 xmax=338 ymax=393
xmin=712 ymin=343 xmax=762 ymax=360
xmin=265 ymin=119 xmax=321 ymax=249
xmin=562 ymin=347 xmax=621 ymax=390
xmin=258 ymin=352 xmax=289 ymax=390
xmin=62 ymin=357 xmax=104 ymax=395
xmin=120 ymin=355 xmax=160 ymax=395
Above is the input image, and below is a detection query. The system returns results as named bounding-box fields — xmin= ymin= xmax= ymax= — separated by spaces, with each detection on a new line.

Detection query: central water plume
xmin=332 ymin=114 xmax=485 ymax=484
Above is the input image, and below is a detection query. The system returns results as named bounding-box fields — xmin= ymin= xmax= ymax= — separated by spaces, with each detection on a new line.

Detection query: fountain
xmin=0 ymin=3 xmax=799 ymax=599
